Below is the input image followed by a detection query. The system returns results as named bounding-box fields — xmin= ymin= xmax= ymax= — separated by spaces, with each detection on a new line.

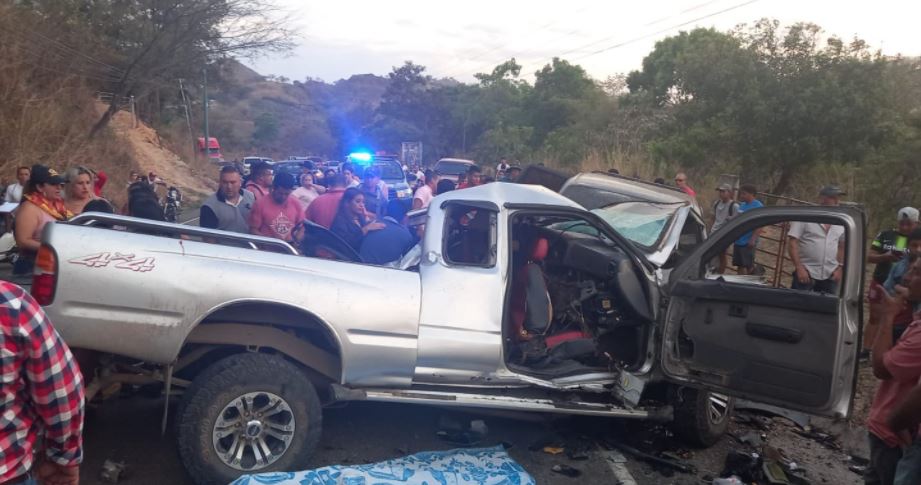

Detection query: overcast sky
xmin=247 ymin=0 xmax=921 ymax=83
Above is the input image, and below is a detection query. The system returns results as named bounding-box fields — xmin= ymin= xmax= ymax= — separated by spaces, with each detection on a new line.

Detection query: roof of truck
xmin=434 ymin=181 xmax=583 ymax=210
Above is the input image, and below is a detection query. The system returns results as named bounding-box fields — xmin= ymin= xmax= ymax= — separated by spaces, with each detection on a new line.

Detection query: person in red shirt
xmin=457 ymin=166 xmax=482 ymax=189
xmin=866 ymin=256 xmax=921 ymax=485
xmin=674 ymin=172 xmax=696 ymax=197
xmin=0 ymin=282 xmax=85 ymax=485
xmin=306 ymin=174 xmax=347 ymax=229
xmin=248 ymin=172 xmax=304 ymax=241
xmin=244 ymin=162 xmax=274 ymax=202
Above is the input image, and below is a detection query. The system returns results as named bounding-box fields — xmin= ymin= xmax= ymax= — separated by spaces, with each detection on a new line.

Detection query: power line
xmin=572 ymin=0 xmax=759 ymax=61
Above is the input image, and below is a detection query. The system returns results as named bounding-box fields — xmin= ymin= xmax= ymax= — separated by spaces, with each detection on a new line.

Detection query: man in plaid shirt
xmin=0 ymin=282 xmax=84 ymax=485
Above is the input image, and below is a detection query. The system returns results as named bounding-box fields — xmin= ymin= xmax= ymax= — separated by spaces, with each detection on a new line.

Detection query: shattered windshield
xmin=591 ymin=202 xmax=680 ymax=249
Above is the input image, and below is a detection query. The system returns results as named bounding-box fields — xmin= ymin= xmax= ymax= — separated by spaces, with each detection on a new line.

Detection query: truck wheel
xmin=671 ymin=387 xmax=733 ymax=447
xmin=177 ymin=353 xmax=321 ymax=485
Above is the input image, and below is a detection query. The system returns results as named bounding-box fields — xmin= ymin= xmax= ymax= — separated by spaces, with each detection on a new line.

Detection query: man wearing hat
xmin=865 ymin=207 xmax=920 ymax=349
xmin=787 ymin=185 xmax=847 ymax=294
xmin=711 ymin=183 xmax=740 ymax=273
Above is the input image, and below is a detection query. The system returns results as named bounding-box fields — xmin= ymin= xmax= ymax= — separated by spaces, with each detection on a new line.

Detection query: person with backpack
xmin=711 ymin=183 xmax=740 ymax=273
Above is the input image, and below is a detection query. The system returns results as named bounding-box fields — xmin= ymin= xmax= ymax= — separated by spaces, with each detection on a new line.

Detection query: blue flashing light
xmin=349 ymin=152 xmax=372 ymax=163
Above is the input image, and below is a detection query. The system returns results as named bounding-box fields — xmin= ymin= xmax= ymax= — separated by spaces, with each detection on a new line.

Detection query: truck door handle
xmin=745 ymin=322 xmax=803 ymax=344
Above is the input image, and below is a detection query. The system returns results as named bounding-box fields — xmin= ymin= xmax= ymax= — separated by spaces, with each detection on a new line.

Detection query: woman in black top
xmin=330 ymin=188 xmax=384 ymax=251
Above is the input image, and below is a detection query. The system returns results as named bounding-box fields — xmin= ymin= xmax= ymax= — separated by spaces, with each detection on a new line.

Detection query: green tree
xmin=628 ymin=21 xmax=892 ymax=193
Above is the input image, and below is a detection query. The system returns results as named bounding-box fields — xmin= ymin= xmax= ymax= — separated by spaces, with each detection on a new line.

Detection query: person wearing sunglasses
xmin=674 ymin=172 xmax=696 ymax=197
xmin=13 ymin=165 xmax=73 ymax=275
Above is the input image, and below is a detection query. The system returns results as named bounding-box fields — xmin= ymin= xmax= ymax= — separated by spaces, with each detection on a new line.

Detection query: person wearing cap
xmin=248 ymin=172 xmax=304 ymax=242
xmin=505 ymin=165 xmax=523 ymax=183
xmin=13 ymin=165 xmax=73 ymax=275
xmin=787 ymin=185 xmax=847 ymax=294
xmin=711 ymin=183 xmax=741 ymax=273
xmin=866 ymin=207 xmax=921 ymax=349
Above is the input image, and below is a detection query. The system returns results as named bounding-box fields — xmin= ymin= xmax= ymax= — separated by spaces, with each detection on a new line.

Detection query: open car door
xmin=660 ymin=206 xmax=865 ymax=418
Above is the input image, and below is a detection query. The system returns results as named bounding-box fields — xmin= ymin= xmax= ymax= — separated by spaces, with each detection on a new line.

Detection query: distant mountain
xmin=204 ymin=60 xmax=390 ymax=159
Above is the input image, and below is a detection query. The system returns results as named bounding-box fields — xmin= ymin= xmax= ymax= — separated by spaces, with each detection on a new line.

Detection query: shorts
xmin=732 ymin=244 xmax=754 ymax=269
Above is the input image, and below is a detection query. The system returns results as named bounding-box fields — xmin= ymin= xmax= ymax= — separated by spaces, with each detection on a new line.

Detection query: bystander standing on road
xmin=436 ymin=179 xmax=456 ymax=195
xmin=496 ymin=158 xmax=510 ymax=176
xmin=711 ymin=183 xmax=740 ymax=273
xmin=249 ymin=172 xmax=304 ymax=242
xmin=458 ymin=166 xmax=482 ymax=189
xmin=13 ymin=165 xmax=72 ymax=275
xmin=307 ymin=174 xmax=348 ymax=229
xmin=341 ymin=163 xmax=360 ymax=188
xmin=788 ymin=185 xmax=846 ymax=294
xmin=733 ymin=184 xmax=764 ymax=275
xmin=0 ymin=281 xmax=85 ymax=485
xmin=358 ymin=168 xmax=386 ymax=218
xmin=244 ymin=162 xmax=274 ymax=203
xmin=200 ymin=165 xmax=255 ymax=234
xmin=360 ymin=199 xmax=416 ymax=265
xmin=674 ymin=172 xmax=696 ymax=197
xmin=291 ymin=173 xmax=325 ymax=210
xmin=865 ymin=257 xmax=921 ymax=485
xmin=63 ymin=166 xmax=97 ymax=216
xmin=866 ymin=208 xmax=920 ymax=350
xmin=4 ymin=166 xmax=29 ymax=204
xmin=412 ymin=170 xmax=439 ymax=210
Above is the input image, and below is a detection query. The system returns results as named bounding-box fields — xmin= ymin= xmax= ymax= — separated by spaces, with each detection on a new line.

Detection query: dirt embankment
xmin=100 ymin=102 xmax=216 ymax=202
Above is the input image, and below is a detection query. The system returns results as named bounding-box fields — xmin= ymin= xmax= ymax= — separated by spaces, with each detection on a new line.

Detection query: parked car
xmin=273 ymin=161 xmax=310 ymax=185
xmin=34 ymin=185 xmax=864 ymax=484
xmin=241 ymin=156 xmax=273 ymax=176
xmin=433 ymin=158 xmax=477 ymax=183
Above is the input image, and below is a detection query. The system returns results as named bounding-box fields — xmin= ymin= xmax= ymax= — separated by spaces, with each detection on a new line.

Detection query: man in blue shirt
xmin=359 ymin=199 xmax=417 ymax=265
xmin=733 ymin=184 xmax=764 ymax=275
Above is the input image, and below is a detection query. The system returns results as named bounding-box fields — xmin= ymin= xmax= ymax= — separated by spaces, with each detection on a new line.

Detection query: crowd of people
xmin=199 ymin=160 xmax=500 ymax=265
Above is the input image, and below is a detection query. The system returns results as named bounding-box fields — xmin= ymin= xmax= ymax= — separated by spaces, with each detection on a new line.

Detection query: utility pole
xmin=202 ymin=67 xmax=210 ymax=161
xmin=130 ymin=95 xmax=137 ymax=128
xmin=178 ymin=79 xmax=194 ymax=149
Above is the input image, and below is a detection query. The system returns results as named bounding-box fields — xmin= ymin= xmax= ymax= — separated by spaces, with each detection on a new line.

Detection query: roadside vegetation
xmin=1 ymin=2 xmax=918 ymax=233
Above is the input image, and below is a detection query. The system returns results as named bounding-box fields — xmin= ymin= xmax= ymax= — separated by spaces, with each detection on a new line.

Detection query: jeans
xmin=895 ymin=437 xmax=921 ymax=485
xmin=7 ymin=475 xmax=36 ymax=485
xmin=867 ymin=432 xmax=902 ymax=485
xmin=791 ymin=275 xmax=838 ymax=294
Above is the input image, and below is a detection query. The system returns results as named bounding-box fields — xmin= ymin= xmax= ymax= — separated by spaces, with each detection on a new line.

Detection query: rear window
xmin=435 ymin=161 xmax=472 ymax=176
xmin=561 ymin=184 xmax=634 ymax=210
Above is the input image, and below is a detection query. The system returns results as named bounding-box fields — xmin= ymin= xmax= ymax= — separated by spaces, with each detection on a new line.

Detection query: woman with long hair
xmin=13 ymin=165 xmax=73 ymax=274
xmin=64 ymin=166 xmax=96 ymax=215
xmin=329 ymin=188 xmax=384 ymax=251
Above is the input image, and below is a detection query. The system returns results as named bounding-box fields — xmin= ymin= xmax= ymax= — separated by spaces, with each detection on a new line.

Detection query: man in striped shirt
xmin=0 ymin=282 xmax=84 ymax=485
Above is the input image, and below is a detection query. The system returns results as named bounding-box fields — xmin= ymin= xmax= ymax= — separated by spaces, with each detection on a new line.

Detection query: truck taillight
xmin=32 ymin=245 xmax=57 ymax=306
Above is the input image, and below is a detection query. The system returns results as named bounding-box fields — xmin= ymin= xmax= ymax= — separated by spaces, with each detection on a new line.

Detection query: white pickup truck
xmin=32 ymin=181 xmax=865 ymax=484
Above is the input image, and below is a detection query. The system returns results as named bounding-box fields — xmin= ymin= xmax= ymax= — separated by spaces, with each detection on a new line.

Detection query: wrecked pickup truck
xmin=33 ymin=182 xmax=864 ymax=484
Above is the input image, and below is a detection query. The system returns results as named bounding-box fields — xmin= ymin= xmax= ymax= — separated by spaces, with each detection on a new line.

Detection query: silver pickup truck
xmin=33 ymin=181 xmax=864 ymax=485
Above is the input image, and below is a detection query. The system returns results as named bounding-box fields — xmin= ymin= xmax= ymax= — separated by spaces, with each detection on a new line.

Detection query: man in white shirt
xmin=787 ymin=185 xmax=846 ymax=294
xmin=4 ymin=166 xmax=30 ymax=203
xmin=496 ymin=158 xmax=510 ymax=176
xmin=412 ymin=169 xmax=439 ymax=210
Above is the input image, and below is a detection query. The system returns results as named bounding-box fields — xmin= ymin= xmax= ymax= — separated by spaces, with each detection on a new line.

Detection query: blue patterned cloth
xmin=229 ymin=446 xmax=535 ymax=485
